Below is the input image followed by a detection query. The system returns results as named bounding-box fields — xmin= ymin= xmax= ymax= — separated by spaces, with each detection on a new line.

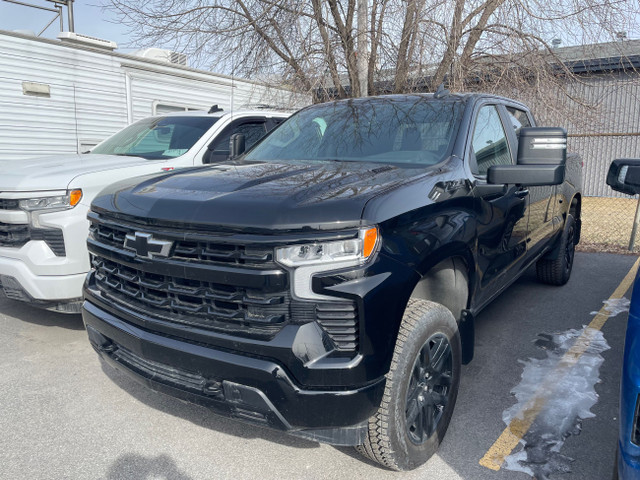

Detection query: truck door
xmin=503 ymin=106 xmax=558 ymax=257
xmin=469 ymin=104 xmax=529 ymax=307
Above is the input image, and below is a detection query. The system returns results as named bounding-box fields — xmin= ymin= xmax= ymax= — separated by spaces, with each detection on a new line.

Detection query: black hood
xmin=92 ymin=160 xmax=434 ymax=231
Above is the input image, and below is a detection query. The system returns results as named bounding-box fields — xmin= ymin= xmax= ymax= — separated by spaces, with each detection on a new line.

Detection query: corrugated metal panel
xmin=569 ymin=135 xmax=639 ymax=197
xmin=0 ymin=32 xmax=306 ymax=162
xmin=532 ymin=71 xmax=640 ymax=197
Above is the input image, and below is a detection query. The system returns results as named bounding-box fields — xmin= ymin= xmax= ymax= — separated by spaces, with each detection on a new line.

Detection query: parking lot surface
xmin=0 ymin=252 xmax=636 ymax=480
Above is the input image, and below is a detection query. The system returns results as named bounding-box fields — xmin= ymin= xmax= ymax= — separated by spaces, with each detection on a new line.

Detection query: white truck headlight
xmin=275 ymin=227 xmax=378 ymax=300
xmin=19 ymin=189 xmax=83 ymax=212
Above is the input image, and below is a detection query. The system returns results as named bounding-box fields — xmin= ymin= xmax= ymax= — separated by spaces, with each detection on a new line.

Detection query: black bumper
xmin=82 ymin=300 xmax=386 ymax=446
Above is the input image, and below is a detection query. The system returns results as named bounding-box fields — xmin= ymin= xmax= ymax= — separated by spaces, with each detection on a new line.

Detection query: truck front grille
xmin=92 ymin=256 xmax=289 ymax=338
xmin=0 ymin=199 xmax=19 ymax=210
xmin=0 ymin=222 xmax=30 ymax=247
xmin=90 ymin=220 xmax=274 ymax=267
xmin=0 ymin=222 xmax=65 ymax=256
xmin=87 ymin=212 xmax=360 ymax=351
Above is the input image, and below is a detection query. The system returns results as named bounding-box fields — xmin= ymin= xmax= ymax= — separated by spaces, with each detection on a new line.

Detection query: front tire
xmin=536 ymin=214 xmax=576 ymax=286
xmin=356 ymin=299 xmax=461 ymax=471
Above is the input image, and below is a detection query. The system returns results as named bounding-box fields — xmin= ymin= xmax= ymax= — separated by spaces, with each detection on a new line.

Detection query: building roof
xmin=552 ymin=39 xmax=640 ymax=73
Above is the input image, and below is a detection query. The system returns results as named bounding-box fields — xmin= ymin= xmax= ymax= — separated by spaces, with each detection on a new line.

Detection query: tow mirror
xmin=517 ymin=127 xmax=567 ymax=166
xmin=487 ymin=127 xmax=567 ymax=186
xmin=229 ymin=133 xmax=246 ymax=159
xmin=607 ymin=159 xmax=640 ymax=195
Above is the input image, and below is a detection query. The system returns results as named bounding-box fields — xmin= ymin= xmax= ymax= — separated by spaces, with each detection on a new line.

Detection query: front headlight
xmin=19 ymin=189 xmax=83 ymax=212
xmin=275 ymin=226 xmax=378 ymax=300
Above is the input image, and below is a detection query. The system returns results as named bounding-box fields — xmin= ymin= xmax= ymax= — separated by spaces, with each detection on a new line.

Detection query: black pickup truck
xmin=82 ymin=93 xmax=581 ymax=470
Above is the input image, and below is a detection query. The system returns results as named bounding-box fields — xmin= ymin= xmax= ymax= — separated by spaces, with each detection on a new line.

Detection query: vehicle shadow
xmin=0 ymin=297 xmax=84 ymax=330
xmin=103 ymin=453 xmax=194 ymax=480
xmin=100 ymin=361 xmax=321 ymax=450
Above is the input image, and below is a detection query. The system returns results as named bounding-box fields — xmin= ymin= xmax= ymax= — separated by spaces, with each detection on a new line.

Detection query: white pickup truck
xmin=0 ymin=108 xmax=290 ymax=312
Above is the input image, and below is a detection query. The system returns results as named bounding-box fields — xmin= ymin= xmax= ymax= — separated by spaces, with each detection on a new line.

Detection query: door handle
xmin=515 ymin=189 xmax=529 ymax=198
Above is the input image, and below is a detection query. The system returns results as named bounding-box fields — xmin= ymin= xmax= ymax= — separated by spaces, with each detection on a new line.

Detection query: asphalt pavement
xmin=0 ymin=252 xmax=636 ymax=480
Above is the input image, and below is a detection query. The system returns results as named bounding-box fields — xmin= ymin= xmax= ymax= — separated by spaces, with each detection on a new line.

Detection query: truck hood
xmin=0 ymin=154 xmax=158 ymax=192
xmin=93 ymin=159 xmax=434 ymax=231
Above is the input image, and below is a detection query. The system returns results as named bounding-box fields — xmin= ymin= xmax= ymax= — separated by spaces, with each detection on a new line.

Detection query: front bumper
xmin=0 ymin=201 xmax=90 ymax=307
xmin=82 ymin=299 xmax=386 ymax=445
xmin=0 ymin=252 xmax=85 ymax=311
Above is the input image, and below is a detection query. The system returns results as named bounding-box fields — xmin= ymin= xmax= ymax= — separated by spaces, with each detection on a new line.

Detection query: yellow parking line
xmin=479 ymin=256 xmax=640 ymax=471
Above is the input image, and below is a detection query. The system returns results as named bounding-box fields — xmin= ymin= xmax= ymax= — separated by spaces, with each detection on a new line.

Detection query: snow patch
xmin=502 ymin=327 xmax=611 ymax=479
xmin=590 ymin=297 xmax=630 ymax=317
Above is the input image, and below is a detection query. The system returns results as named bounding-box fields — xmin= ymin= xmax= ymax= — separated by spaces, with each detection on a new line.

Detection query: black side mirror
xmin=487 ymin=127 xmax=567 ymax=186
xmin=229 ymin=133 xmax=246 ymax=159
xmin=487 ymin=164 xmax=565 ymax=186
xmin=607 ymin=159 xmax=640 ymax=195
xmin=517 ymin=127 xmax=567 ymax=166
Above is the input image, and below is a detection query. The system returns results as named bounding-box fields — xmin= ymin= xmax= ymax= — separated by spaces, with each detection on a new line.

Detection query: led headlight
xmin=275 ymin=227 xmax=378 ymax=300
xmin=19 ymin=189 xmax=82 ymax=212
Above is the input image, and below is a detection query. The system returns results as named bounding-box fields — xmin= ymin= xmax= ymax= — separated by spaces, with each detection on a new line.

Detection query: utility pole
xmin=356 ymin=0 xmax=368 ymax=97
xmin=66 ymin=0 xmax=74 ymax=32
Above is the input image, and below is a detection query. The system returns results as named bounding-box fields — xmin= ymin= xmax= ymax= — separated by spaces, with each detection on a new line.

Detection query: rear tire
xmin=355 ymin=299 xmax=461 ymax=471
xmin=536 ymin=214 xmax=576 ymax=286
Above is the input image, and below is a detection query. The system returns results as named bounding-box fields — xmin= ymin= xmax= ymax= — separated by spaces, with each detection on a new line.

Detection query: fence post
xmin=629 ymin=196 xmax=640 ymax=251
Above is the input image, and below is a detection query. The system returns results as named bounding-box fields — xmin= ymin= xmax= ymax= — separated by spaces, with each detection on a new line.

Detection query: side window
xmin=505 ymin=106 xmax=532 ymax=136
xmin=471 ymin=105 xmax=512 ymax=176
xmin=204 ymin=121 xmax=267 ymax=163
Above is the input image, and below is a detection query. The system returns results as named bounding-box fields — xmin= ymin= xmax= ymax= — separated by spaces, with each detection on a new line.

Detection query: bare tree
xmin=105 ymin=0 xmax=638 ymax=103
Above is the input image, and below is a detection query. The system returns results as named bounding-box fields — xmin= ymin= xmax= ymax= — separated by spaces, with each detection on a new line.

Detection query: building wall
xmin=537 ymin=70 xmax=640 ymax=197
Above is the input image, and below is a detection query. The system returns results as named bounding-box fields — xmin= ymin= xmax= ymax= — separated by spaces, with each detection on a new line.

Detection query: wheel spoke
xmin=430 ymin=337 xmax=450 ymax=372
xmin=414 ymin=407 xmax=425 ymax=440
xmin=420 ymin=343 xmax=430 ymax=368
xmin=423 ymin=403 xmax=434 ymax=438
xmin=430 ymin=391 xmax=448 ymax=407
xmin=437 ymin=373 xmax=453 ymax=387
xmin=406 ymin=398 xmax=420 ymax=426
xmin=407 ymin=380 xmax=420 ymax=405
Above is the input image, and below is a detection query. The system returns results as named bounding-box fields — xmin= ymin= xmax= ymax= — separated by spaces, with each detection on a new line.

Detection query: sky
xmin=0 ymin=0 xmax=138 ymax=52
xmin=1 ymin=0 xmax=638 ymax=56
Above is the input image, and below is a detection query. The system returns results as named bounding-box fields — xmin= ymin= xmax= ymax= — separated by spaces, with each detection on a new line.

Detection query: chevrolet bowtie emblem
xmin=124 ymin=232 xmax=173 ymax=258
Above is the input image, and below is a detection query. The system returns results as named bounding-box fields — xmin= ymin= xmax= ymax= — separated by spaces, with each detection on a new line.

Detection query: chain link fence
xmin=578 ymin=196 xmax=640 ymax=253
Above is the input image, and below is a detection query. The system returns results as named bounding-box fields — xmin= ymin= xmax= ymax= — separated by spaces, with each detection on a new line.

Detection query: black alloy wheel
xmin=564 ymin=222 xmax=575 ymax=276
xmin=405 ymin=333 xmax=453 ymax=444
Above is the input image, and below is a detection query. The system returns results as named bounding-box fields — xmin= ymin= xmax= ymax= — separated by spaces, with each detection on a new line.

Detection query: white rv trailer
xmin=0 ymin=30 xmax=306 ymax=161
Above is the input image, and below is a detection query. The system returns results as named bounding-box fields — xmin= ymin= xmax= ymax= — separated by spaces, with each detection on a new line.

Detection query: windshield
xmin=90 ymin=116 xmax=220 ymax=160
xmin=245 ymin=96 xmax=463 ymax=166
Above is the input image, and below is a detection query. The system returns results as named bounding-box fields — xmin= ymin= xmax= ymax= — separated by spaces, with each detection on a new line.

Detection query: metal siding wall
xmin=0 ymin=34 xmax=128 ymax=160
xmin=127 ymin=70 xmax=297 ymax=121
xmin=535 ymin=71 xmax=640 ymax=197
xmin=128 ymin=72 xmax=235 ymax=120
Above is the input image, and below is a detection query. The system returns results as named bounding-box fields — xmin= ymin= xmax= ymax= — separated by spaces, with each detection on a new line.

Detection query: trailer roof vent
xmin=57 ymin=32 xmax=118 ymax=51
xmin=134 ymin=48 xmax=188 ymax=66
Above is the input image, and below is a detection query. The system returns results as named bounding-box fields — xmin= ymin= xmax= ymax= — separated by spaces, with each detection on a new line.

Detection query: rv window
xmin=154 ymin=103 xmax=201 ymax=115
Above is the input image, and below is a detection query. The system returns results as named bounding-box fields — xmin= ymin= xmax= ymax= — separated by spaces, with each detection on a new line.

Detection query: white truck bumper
xmin=0 ymin=202 xmax=90 ymax=313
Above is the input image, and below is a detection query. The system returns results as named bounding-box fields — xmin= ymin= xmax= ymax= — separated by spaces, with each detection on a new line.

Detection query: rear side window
xmin=471 ymin=105 xmax=512 ymax=176
xmin=506 ymin=107 xmax=532 ymax=135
